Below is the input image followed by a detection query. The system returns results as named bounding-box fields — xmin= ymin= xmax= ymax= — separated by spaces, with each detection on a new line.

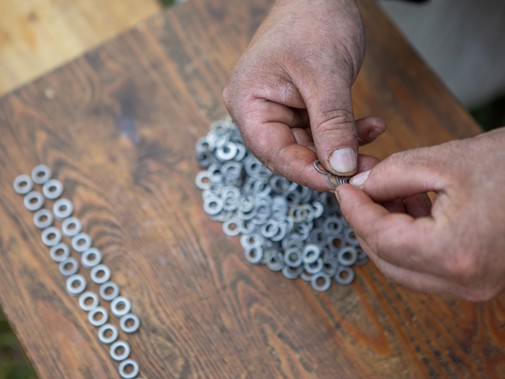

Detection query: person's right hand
xmin=223 ymin=0 xmax=371 ymax=191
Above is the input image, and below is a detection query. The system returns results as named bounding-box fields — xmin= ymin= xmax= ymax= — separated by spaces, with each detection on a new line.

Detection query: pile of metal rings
xmin=195 ymin=119 xmax=368 ymax=292
xmin=13 ymin=164 xmax=141 ymax=379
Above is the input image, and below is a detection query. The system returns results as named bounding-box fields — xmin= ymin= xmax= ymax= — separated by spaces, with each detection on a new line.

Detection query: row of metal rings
xmin=313 ymin=160 xmax=350 ymax=188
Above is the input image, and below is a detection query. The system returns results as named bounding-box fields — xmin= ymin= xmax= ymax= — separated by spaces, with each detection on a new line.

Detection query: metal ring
xmin=311 ymin=272 xmax=331 ymax=292
xmin=335 ymin=266 xmax=355 ymax=285
xmin=59 ymin=257 xmax=79 ymax=277
xmin=62 ymin=217 xmax=82 ymax=237
xmin=53 ymin=198 xmax=73 ymax=220
xmin=110 ymin=340 xmax=131 ymax=362
xmin=49 ymin=243 xmax=70 ymax=262
xmin=99 ymin=281 xmax=120 ymax=302
xmin=31 ymin=164 xmax=51 ymax=184
xmin=41 ymin=226 xmax=62 ymax=247
xmin=337 ymin=246 xmax=358 ymax=266
xmin=91 ymin=264 xmax=111 ymax=284
xmin=118 ymin=358 xmax=139 ymax=379
xmin=24 ymin=191 xmax=45 ymax=212
xmin=71 ymin=233 xmax=92 ymax=253
xmin=78 ymin=291 xmax=99 ymax=312
xmin=327 ymin=174 xmax=349 ymax=188
xmin=111 ymin=296 xmax=131 ymax=318
xmin=66 ymin=274 xmax=87 ymax=296
xmin=98 ymin=323 xmax=119 ymax=345
xmin=244 ymin=246 xmax=263 ymax=264
xmin=88 ymin=306 xmax=109 ymax=327
xmin=120 ymin=313 xmax=141 ymax=334
xmin=42 ymin=179 xmax=63 ymax=200
xmin=13 ymin=174 xmax=33 ymax=195
xmin=81 ymin=247 xmax=102 ymax=269
xmin=313 ymin=160 xmax=328 ymax=175
xmin=302 ymin=244 xmax=320 ymax=264
xmin=33 ymin=209 xmax=53 ymax=229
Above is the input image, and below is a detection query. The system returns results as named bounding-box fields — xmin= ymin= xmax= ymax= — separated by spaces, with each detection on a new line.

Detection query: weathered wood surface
xmin=0 ymin=0 xmax=504 ymax=378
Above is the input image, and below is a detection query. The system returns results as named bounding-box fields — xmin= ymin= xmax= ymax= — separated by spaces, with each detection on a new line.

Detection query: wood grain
xmin=0 ymin=0 xmax=504 ymax=378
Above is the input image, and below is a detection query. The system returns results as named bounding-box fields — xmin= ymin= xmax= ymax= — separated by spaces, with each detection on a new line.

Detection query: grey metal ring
xmin=62 ymin=217 xmax=82 ymax=237
xmin=33 ymin=209 xmax=53 ymax=229
xmin=81 ymin=247 xmax=102 ymax=269
xmin=98 ymin=323 xmax=119 ymax=345
xmin=88 ymin=306 xmax=109 ymax=327
xmin=78 ymin=291 xmax=99 ymax=312
xmin=337 ymin=246 xmax=358 ymax=267
xmin=42 ymin=179 xmax=63 ymax=200
xmin=41 ymin=226 xmax=62 ymax=247
xmin=66 ymin=274 xmax=87 ymax=296
xmin=313 ymin=160 xmax=328 ymax=175
xmin=335 ymin=266 xmax=355 ymax=286
xmin=71 ymin=233 xmax=92 ymax=253
xmin=304 ymin=258 xmax=324 ymax=275
xmin=91 ymin=264 xmax=111 ymax=285
xmin=222 ymin=218 xmax=241 ymax=237
xmin=111 ymin=296 xmax=132 ymax=318
xmin=13 ymin=174 xmax=33 ymax=195
xmin=49 ymin=243 xmax=70 ymax=262
xmin=31 ymin=164 xmax=51 ymax=185
xmin=311 ymin=272 xmax=331 ymax=292
xmin=53 ymin=198 xmax=73 ymax=220
xmin=99 ymin=281 xmax=120 ymax=302
xmin=302 ymin=245 xmax=320 ymax=264
xmin=118 ymin=358 xmax=139 ymax=379
xmin=59 ymin=257 xmax=79 ymax=277
xmin=110 ymin=340 xmax=130 ymax=362
xmin=284 ymin=250 xmax=303 ymax=268
xmin=120 ymin=313 xmax=141 ymax=334
xmin=282 ymin=265 xmax=303 ymax=280
xmin=244 ymin=246 xmax=263 ymax=265
xmin=24 ymin=191 xmax=45 ymax=212
xmin=327 ymin=174 xmax=350 ymax=188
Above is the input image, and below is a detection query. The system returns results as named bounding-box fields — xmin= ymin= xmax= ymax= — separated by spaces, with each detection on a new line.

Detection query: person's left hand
xmin=336 ymin=127 xmax=505 ymax=301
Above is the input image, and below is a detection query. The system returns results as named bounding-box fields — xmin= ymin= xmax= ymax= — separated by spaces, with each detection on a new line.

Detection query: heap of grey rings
xmin=195 ymin=119 xmax=368 ymax=292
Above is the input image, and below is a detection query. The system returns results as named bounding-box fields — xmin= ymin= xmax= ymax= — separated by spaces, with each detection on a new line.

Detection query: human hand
xmin=223 ymin=0 xmax=370 ymax=191
xmin=336 ymin=128 xmax=505 ymax=301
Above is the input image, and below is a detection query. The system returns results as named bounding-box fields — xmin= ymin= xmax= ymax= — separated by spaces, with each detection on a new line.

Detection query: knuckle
xmin=314 ymin=108 xmax=355 ymax=132
xmin=446 ymin=250 xmax=481 ymax=284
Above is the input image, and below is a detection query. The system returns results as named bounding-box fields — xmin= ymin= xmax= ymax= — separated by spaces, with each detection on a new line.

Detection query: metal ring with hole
xmin=24 ymin=191 xmax=45 ymax=212
xmin=13 ymin=174 xmax=33 ymax=195
xmin=327 ymin=174 xmax=350 ymax=188
xmin=337 ymin=246 xmax=358 ymax=267
xmin=302 ymin=244 xmax=321 ymax=264
xmin=313 ymin=160 xmax=328 ymax=175
xmin=78 ymin=291 xmax=99 ymax=312
xmin=120 ymin=313 xmax=141 ymax=334
xmin=50 ymin=243 xmax=70 ymax=262
xmin=88 ymin=306 xmax=109 ymax=327
xmin=118 ymin=358 xmax=139 ymax=379
xmin=62 ymin=217 xmax=82 ymax=237
xmin=81 ymin=247 xmax=102 ymax=269
xmin=91 ymin=264 xmax=111 ymax=284
xmin=99 ymin=281 xmax=120 ymax=302
xmin=335 ymin=266 xmax=355 ymax=285
xmin=111 ymin=296 xmax=132 ymax=318
xmin=41 ymin=226 xmax=62 ymax=247
xmin=59 ymin=257 xmax=79 ymax=277
xmin=71 ymin=233 xmax=92 ymax=253
xmin=42 ymin=179 xmax=63 ymax=200
xmin=66 ymin=274 xmax=87 ymax=296
xmin=311 ymin=272 xmax=331 ymax=292
xmin=33 ymin=209 xmax=53 ymax=229
xmin=53 ymin=198 xmax=73 ymax=220
xmin=31 ymin=164 xmax=51 ymax=184
xmin=98 ymin=323 xmax=119 ymax=345
xmin=110 ymin=340 xmax=130 ymax=362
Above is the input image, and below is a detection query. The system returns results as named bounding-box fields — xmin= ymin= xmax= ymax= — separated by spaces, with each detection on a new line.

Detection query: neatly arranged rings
xmin=120 ymin=314 xmax=141 ymax=334
xmin=42 ymin=179 xmax=63 ymax=200
xmin=59 ymin=257 xmax=80 ymax=277
xmin=90 ymin=264 xmax=111 ymax=285
xmin=88 ymin=306 xmax=109 ymax=327
xmin=31 ymin=164 xmax=51 ymax=185
xmin=111 ymin=296 xmax=131 ymax=318
xmin=41 ymin=226 xmax=62 ymax=247
xmin=62 ymin=217 xmax=82 ymax=237
xmin=53 ymin=198 xmax=73 ymax=220
xmin=110 ymin=340 xmax=131 ymax=362
xmin=66 ymin=274 xmax=87 ymax=296
xmin=24 ymin=191 xmax=45 ymax=211
xmin=79 ymin=291 xmax=100 ymax=312
xmin=118 ymin=359 xmax=139 ymax=379
xmin=50 ymin=243 xmax=70 ymax=262
xmin=71 ymin=233 xmax=92 ymax=253
xmin=33 ymin=209 xmax=53 ymax=229
xmin=81 ymin=248 xmax=102 ymax=269
xmin=99 ymin=281 xmax=120 ymax=302
xmin=98 ymin=323 xmax=119 ymax=345
xmin=13 ymin=174 xmax=33 ymax=195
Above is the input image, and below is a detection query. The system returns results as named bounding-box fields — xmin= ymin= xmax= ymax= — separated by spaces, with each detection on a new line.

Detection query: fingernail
xmin=329 ymin=148 xmax=357 ymax=174
xmin=350 ymin=170 xmax=370 ymax=187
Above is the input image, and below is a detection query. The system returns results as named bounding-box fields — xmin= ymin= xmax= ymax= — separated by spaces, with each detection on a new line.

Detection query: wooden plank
xmin=0 ymin=0 xmax=503 ymax=378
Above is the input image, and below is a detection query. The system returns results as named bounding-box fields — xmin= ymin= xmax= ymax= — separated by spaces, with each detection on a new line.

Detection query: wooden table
xmin=1 ymin=0 xmax=504 ymax=378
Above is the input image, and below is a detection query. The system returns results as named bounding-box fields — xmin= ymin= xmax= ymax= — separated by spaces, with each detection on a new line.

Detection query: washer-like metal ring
xmin=41 ymin=226 xmax=62 ymax=247
xmin=327 ymin=174 xmax=350 ymax=188
xmin=335 ymin=266 xmax=355 ymax=285
xmin=78 ymin=291 xmax=99 ymax=312
xmin=98 ymin=323 xmax=119 ymax=345
xmin=99 ymin=281 xmax=120 ymax=302
xmin=311 ymin=272 xmax=331 ymax=292
xmin=313 ymin=160 xmax=328 ymax=175
xmin=62 ymin=217 xmax=82 ymax=237
xmin=31 ymin=164 xmax=51 ymax=185
xmin=13 ymin=175 xmax=33 ymax=195
xmin=33 ymin=209 xmax=53 ymax=229
xmin=120 ymin=313 xmax=141 ymax=334
xmin=81 ymin=247 xmax=102 ymax=269
xmin=118 ymin=359 xmax=139 ymax=378
xmin=24 ymin=191 xmax=45 ymax=212
xmin=91 ymin=264 xmax=111 ymax=284
xmin=111 ymin=296 xmax=131 ymax=318
xmin=59 ymin=257 xmax=79 ymax=277
xmin=66 ymin=274 xmax=87 ymax=296
xmin=42 ymin=179 xmax=63 ymax=200
xmin=337 ymin=246 xmax=358 ymax=267
xmin=88 ymin=306 xmax=109 ymax=327
xmin=71 ymin=233 xmax=92 ymax=253
xmin=110 ymin=340 xmax=130 ymax=362
xmin=53 ymin=198 xmax=73 ymax=220
xmin=49 ymin=243 xmax=70 ymax=262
